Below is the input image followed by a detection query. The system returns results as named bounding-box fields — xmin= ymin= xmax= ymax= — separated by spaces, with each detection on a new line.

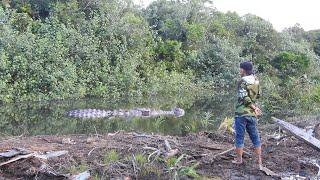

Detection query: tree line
xmin=1 ymin=0 xmax=320 ymax=117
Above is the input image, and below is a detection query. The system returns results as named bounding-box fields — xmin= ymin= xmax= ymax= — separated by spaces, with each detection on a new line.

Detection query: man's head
xmin=240 ymin=61 xmax=253 ymax=76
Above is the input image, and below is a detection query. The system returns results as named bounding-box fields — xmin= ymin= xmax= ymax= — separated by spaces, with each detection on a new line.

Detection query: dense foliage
xmin=1 ymin=0 xmax=320 ymax=118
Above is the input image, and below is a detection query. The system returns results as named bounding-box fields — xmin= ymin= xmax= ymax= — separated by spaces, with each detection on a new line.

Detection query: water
xmin=0 ymin=96 xmax=234 ymax=136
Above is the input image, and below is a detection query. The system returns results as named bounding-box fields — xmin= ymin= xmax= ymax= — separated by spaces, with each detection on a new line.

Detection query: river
xmin=0 ymin=95 xmax=234 ymax=136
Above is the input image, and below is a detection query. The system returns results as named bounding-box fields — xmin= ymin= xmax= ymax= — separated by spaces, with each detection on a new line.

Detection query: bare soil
xmin=0 ymin=125 xmax=319 ymax=180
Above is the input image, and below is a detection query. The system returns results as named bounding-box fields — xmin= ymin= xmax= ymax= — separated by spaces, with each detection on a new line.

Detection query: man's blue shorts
xmin=234 ymin=116 xmax=261 ymax=148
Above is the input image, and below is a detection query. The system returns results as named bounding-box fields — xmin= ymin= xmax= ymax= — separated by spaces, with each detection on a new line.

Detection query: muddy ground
xmin=0 ymin=124 xmax=320 ymax=180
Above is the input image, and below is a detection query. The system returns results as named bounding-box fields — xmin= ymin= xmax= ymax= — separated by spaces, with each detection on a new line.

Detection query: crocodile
xmin=67 ymin=107 xmax=185 ymax=119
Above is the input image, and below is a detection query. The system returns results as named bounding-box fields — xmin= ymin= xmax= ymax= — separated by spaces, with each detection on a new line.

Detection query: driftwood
xmin=0 ymin=149 xmax=76 ymax=179
xmin=272 ymin=117 xmax=320 ymax=151
xmin=0 ymin=153 xmax=35 ymax=167
xmin=212 ymin=147 xmax=251 ymax=158
xmin=163 ymin=139 xmax=179 ymax=158
xmin=38 ymin=163 xmax=68 ymax=178
xmin=143 ymin=146 xmax=160 ymax=162
xmin=34 ymin=150 xmax=68 ymax=160
xmin=0 ymin=148 xmax=30 ymax=158
xmin=268 ymin=126 xmax=290 ymax=141
xmin=213 ymin=148 xmax=235 ymax=158
xmin=71 ymin=171 xmax=91 ymax=180
xmin=199 ymin=144 xmax=224 ymax=151
xmin=0 ymin=149 xmax=24 ymax=158
xmin=88 ymin=147 xmax=99 ymax=156
xmin=142 ymin=139 xmax=179 ymax=162
xmin=259 ymin=166 xmax=279 ymax=177
xmin=315 ymin=123 xmax=320 ymax=139
xmin=107 ymin=131 xmax=120 ymax=137
xmin=0 ymin=149 xmax=68 ymax=167
xmin=147 ymin=149 xmax=161 ymax=162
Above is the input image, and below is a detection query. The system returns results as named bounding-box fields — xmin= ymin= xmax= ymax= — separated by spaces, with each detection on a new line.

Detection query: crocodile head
xmin=172 ymin=107 xmax=185 ymax=117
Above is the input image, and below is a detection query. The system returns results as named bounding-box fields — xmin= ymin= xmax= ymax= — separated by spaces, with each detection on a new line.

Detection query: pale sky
xmin=133 ymin=0 xmax=320 ymax=31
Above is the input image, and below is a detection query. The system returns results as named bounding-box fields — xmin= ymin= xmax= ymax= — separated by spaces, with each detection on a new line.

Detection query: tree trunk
xmin=272 ymin=117 xmax=320 ymax=151
xmin=315 ymin=123 xmax=320 ymax=139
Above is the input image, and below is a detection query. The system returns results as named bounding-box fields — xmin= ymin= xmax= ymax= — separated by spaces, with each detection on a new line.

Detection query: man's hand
xmin=254 ymin=107 xmax=262 ymax=117
xmin=250 ymin=104 xmax=262 ymax=117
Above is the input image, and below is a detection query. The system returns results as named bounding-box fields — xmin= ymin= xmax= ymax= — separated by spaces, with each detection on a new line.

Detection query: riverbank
xmin=1 ymin=124 xmax=319 ymax=180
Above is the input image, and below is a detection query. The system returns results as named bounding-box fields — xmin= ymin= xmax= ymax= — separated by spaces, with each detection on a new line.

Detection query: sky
xmin=132 ymin=0 xmax=320 ymax=32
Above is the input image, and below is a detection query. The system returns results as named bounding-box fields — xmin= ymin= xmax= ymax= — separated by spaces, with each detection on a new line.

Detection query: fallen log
xmin=0 ymin=148 xmax=30 ymax=158
xmin=199 ymin=144 xmax=224 ymax=151
xmin=34 ymin=150 xmax=68 ymax=160
xmin=259 ymin=166 xmax=279 ymax=177
xmin=0 ymin=149 xmax=22 ymax=158
xmin=163 ymin=139 xmax=179 ymax=158
xmin=212 ymin=148 xmax=234 ymax=158
xmin=212 ymin=147 xmax=251 ymax=159
xmin=272 ymin=117 xmax=320 ymax=151
xmin=315 ymin=123 xmax=320 ymax=139
xmin=71 ymin=171 xmax=90 ymax=180
xmin=0 ymin=153 xmax=35 ymax=167
xmin=0 ymin=149 xmax=69 ymax=167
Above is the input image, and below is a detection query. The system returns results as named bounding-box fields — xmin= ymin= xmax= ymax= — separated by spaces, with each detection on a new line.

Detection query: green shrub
xmin=104 ymin=150 xmax=119 ymax=164
xmin=271 ymin=51 xmax=310 ymax=77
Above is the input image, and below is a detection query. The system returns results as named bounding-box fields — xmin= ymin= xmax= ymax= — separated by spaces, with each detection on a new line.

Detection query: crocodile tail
xmin=68 ymin=109 xmax=111 ymax=118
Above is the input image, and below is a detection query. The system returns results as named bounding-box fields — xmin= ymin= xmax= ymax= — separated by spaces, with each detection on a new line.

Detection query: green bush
xmin=0 ymin=0 xmax=320 ymax=118
xmin=271 ymin=51 xmax=310 ymax=77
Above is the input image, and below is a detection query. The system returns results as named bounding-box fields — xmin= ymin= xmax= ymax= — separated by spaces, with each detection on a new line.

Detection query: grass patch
xmin=135 ymin=153 xmax=147 ymax=166
xmin=68 ymin=162 xmax=88 ymax=174
xmin=179 ymin=162 xmax=200 ymax=178
xmin=104 ymin=150 xmax=119 ymax=164
xmin=139 ymin=166 xmax=162 ymax=179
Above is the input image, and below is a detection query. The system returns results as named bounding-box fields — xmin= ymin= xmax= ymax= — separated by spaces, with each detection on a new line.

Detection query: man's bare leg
xmin=255 ymin=146 xmax=262 ymax=169
xmin=232 ymin=147 xmax=243 ymax=164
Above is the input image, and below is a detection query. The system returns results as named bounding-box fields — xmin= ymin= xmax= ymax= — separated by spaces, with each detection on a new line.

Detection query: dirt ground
xmin=0 ymin=124 xmax=320 ymax=180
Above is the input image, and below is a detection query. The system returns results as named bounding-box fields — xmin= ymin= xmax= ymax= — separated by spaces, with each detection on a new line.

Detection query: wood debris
xmin=71 ymin=171 xmax=91 ymax=180
xmin=272 ymin=117 xmax=320 ymax=151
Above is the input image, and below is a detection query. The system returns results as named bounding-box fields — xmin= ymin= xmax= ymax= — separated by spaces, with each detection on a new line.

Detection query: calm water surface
xmin=0 ymin=96 xmax=234 ymax=136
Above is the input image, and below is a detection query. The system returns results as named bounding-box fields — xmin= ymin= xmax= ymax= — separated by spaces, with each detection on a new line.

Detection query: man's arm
xmin=250 ymin=104 xmax=262 ymax=116
xmin=241 ymin=83 xmax=262 ymax=116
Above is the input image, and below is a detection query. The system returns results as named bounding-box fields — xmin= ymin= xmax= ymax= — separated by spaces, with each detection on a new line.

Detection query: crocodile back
xmin=68 ymin=109 xmax=111 ymax=118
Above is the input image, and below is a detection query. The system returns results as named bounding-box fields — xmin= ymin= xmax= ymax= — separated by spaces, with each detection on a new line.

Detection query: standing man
xmin=233 ymin=61 xmax=262 ymax=168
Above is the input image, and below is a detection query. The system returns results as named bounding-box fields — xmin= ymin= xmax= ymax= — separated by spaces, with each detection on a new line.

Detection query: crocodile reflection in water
xmin=67 ymin=107 xmax=185 ymax=119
